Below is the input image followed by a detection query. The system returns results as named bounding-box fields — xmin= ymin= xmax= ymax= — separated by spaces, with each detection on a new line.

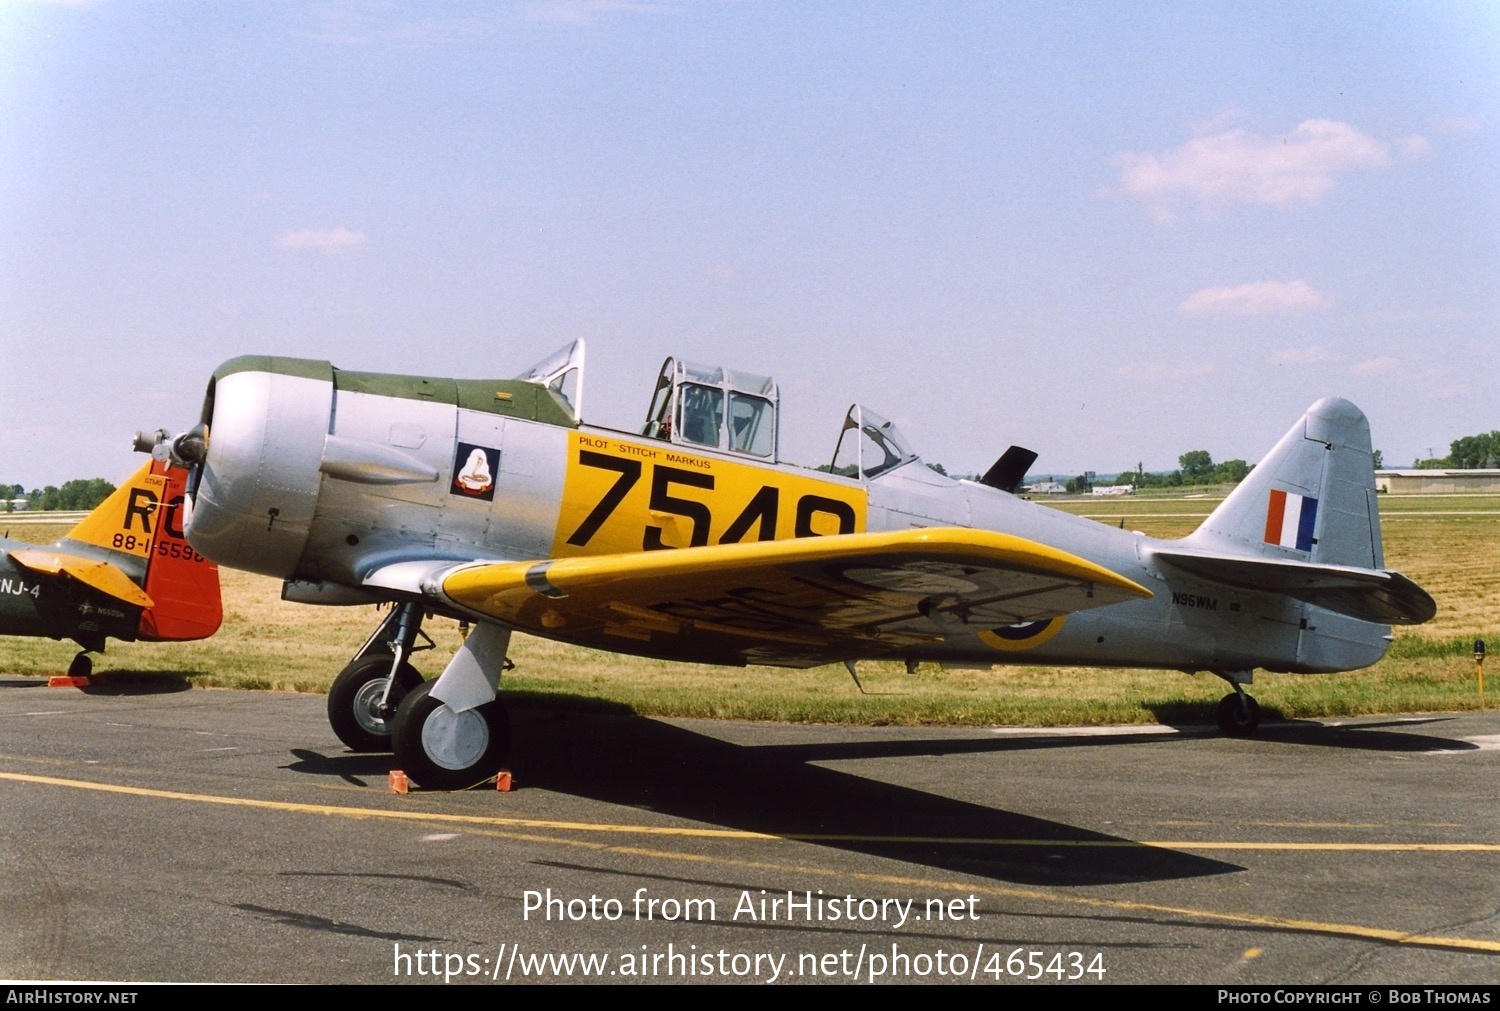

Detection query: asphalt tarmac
xmin=2 ymin=674 xmax=1498 ymax=985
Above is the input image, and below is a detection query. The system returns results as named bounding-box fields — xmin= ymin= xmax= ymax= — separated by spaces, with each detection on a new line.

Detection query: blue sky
xmin=3 ymin=1 xmax=1496 ymax=488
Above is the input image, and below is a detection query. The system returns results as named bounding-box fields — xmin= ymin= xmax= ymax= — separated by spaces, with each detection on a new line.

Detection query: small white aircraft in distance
xmin=140 ymin=341 xmax=1435 ymax=789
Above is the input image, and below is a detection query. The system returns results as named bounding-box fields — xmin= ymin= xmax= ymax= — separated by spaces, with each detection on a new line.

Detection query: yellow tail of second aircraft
xmin=47 ymin=459 xmax=222 ymax=642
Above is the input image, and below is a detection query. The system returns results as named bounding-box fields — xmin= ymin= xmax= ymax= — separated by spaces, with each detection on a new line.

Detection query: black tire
xmin=1216 ymin=692 xmax=1261 ymax=737
xmin=68 ymin=653 xmax=93 ymax=679
xmin=391 ymin=680 xmax=510 ymax=791
xmin=327 ymin=656 xmax=424 ymax=753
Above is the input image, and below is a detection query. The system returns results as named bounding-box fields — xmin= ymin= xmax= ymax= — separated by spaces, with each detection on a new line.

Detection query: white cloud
xmin=1115 ymin=119 xmax=1418 ymax=217
xmin=1353 ymin=356 xmax=1401 ymax=375
xmin=277 ymin=227 xmax=368 ymax=254
xmin=1267 ymin=346 xmax=1338 ymax=366
xmin=1178 ymin=280 xmax=1330 ymax=316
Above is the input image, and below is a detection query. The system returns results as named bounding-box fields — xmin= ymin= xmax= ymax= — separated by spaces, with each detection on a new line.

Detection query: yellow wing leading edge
xmin=439 ymin=527 xmax=1151 ymax=667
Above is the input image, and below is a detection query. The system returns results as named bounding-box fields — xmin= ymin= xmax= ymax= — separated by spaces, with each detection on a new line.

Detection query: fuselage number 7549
xmin=551 ymin=434 xmax=867 ymax=558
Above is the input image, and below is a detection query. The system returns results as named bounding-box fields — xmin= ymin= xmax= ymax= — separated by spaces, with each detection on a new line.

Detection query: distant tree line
xmin=1 ymin=479 xmax=115 ymax=512
xmin=1098 ymin=451 xmax=1252 ymax=492
xmin=1413 ymin=430 xmax=1500 ymax=470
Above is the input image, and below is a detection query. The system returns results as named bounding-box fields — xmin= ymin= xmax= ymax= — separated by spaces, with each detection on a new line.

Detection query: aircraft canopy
xmin=641 ymin=357 xmax=779 ymax=461
xmin=830 ymin=405 xmax=919 ymax=479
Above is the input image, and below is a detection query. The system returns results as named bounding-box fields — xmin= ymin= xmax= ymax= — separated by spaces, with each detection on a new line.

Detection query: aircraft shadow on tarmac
xmin=1251 ymin=716 xmax=1480 ymax=752
xmin=1146 ymin=705 xmax=1479 ymax=754
xmin=0 ymin=671 xmax=195 ymax=695
xmin=287 ymin=700 xmax=1479 ymax=888
xmin=288 ymin=697 xmax=1245 ymax=888
xmin=78 ymin=671 xmax=196 ymax=695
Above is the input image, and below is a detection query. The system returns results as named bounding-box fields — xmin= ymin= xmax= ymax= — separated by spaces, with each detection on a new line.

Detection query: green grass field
xmin=5 ymin=492 xmax=1497 ymax=728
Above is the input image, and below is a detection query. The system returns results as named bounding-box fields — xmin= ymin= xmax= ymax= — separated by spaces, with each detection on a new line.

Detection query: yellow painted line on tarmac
xmin=5 ymin=769 xmax=1500 ymax=955
xmin=1159 ymin=820 xmax=1464 ymax=830
xmin=446 ymin=822 xmax=1500 ymax=955
xmin=815 ymin=872 xmax=1500 ymax=955
xmin=2 ymin=770 xmax=1499 ymax=851
xmin=0 ymin=770 xmax=787 ymax=840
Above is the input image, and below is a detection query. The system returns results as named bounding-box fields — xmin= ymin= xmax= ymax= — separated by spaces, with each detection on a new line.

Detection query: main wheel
xmin=328 ymin=656 xmax=424 ymax=753
xmin=391 ymin=680 xmax=510 ymax=790
xmin=67 ymin=653 xmax=93 ymax=679
xmin=1216 ymin=692 xmax=1261 ymax=737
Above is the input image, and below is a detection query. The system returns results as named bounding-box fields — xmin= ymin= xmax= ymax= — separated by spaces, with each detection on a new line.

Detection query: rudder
xmin=137 ymin=461 xmax=222 ymax=641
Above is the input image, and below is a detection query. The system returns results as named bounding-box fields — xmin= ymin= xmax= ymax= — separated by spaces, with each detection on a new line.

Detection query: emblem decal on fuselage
xmin=451 ymin=443 xmax=499 ymax=501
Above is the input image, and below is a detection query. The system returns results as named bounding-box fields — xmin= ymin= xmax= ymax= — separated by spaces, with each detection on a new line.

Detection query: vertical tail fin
xmin=62 ymin=460 xmax=222 ymax=641
xmin=63 ymin=461 xmax=167 ymax=563
xmin=1184 ymin=397 xmax=1383 ymax=568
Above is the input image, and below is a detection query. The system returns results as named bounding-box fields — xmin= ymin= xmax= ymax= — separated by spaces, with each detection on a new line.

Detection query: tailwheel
xmin=1215 ymin=692 xmax=1261 ymax=737
xmin=328 ymin=656 xmax=424 ymax=753
xmin=391 ymin=680 xmax=510 ymax=790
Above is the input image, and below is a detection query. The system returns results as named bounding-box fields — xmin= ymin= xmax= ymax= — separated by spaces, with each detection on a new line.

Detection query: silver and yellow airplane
xmin=140 ymin=341 xmax=1434 ymax=789
xmin=0 ymin=460 xmax=222 ymax=676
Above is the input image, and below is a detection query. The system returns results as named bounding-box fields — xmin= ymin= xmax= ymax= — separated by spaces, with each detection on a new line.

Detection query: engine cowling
xmin=175 ymin=353 xmax=583 ymax=587
xmin=186 ymin=357 xmax=334 ymax=579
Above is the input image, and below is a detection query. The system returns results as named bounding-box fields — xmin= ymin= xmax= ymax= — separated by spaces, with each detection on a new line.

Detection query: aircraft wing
xmin=414 ymin=528 xmax=1150 ymax=668
xmin=8 ymin=548 xmax=154 ymax=609
xmin=1149 ymin=547 xmax=1436 ymax=625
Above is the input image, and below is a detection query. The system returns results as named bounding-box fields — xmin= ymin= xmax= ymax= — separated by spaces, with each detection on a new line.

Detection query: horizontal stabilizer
xmin=9 ymin=548 xmax=153 ymax=609
xmin=1151 ymin=547 xmax=1436 ymax=625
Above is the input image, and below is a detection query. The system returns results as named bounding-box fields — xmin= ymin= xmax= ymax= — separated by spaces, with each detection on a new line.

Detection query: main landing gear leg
xmin=327 ymin=602 xmax=430 ymax=753
xmin=392 ymin=623 xmax=513 ymax=790
xmin=1211 ymin=669 xmax=1261 ymax=737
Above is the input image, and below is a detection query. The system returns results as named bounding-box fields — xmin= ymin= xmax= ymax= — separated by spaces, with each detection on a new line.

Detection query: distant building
xmin=1375 ymin=469 xmax=1500 ymax=493
xmin=4 ymin=499 xmax=26 ymax=512
xmin=1091 ymin=485 xmax=1135 ymax=497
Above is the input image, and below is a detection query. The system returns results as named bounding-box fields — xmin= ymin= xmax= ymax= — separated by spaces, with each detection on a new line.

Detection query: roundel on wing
xmin=977 ymin=616 xmax=1066 ymax=653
